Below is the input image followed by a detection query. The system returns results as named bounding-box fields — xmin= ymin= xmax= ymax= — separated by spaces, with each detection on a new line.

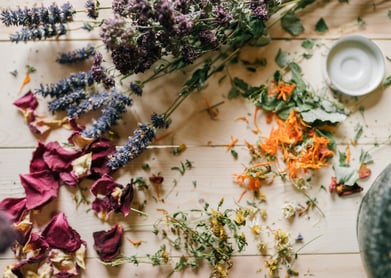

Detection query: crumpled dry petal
xmin=0 ymin=197 xmax=27 ymax=223
xmin=13 ymin=91 xmax=38 ymax=111
xmin=43 ymin=141 xmax=82 ymax=172
xmin=93 ymin=224 xmax=123 ymax=262
xmin=41 ymin=213 xmax=82 ymax=253
xmin=20 ymin=170 xmax=59 ymax=210
xmin=49 ymin=243 xmax=86 ymax=277
xmin=90 ymin=174 xmax=134 ymax=218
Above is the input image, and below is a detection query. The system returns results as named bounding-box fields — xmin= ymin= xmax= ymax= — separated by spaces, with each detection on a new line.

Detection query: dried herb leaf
xmin=275 ymin=48 xmax=290 ymax=68
xmin=301 ymin=39 xmax=315 ymax=49
xmin=315 ymin=18 xmax=328 ymax=33
xmin=281 ymin=11 xmax=304 ymax=36
xmin=383 ymin=75 xmax=391 ymax=87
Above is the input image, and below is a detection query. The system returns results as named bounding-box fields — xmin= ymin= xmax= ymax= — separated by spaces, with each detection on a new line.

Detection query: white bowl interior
xmin=325 ymin=35 xmax=385 ymax=96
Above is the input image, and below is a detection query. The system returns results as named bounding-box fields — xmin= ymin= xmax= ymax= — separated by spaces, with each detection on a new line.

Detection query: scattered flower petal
xmin=93 ymin=224 xmax=123 ymax=262
xmin=41 ymin=212 xmax=82 ymax=253
xmin=20 ymin=170 xmax=59 ymax=210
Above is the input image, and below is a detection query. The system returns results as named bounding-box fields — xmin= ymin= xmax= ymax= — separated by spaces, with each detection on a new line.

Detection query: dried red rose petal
xmin=41 ymin=213 xmax=82 ymax=253
xmin=20 ymin=170 xmax=59 ymax=210
xmin=93 ymin=224 xmax=123 ymax=262
xmin=24 ymin=232 xmax=50 ymax=262
xmin=90 ymin=175 xmax=134 ymax=217
xmin=13 ymin=90 xmax=38 ymax=111
xmin=0 ymin=197 xmax=27 ymax=223
xmin=86 ymin=138 xmax=116 ymax=177
xmin=43 ymin=141 xmax=81 ymax=172
xmin=30 ymin=142 xmax=50 ymax=172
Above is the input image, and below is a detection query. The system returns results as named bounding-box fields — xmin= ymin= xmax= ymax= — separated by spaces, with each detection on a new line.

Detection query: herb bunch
xmin=1 ymin=0 xmax=318 ymax=171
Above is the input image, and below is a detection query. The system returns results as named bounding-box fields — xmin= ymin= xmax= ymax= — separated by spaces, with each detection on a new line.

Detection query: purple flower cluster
xmin=56 ymin=45 xmax=96 ymax=64
xmin=91 ymin=52 xmax=116 ymax=88
xmin=107 ymin=123 xmax=156 ymax=170
xmin=249 ymin=0 xmax=270 ymax=20
xmin=81 ymin=90 xmax=133 ymax=139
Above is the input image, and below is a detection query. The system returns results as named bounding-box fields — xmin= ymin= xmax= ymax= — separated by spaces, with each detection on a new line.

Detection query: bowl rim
xmin=324 ymin=34 xmax=385 ymax=96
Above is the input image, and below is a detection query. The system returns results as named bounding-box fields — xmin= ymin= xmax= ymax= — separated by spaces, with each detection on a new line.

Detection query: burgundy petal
xmin=43 ymin=142 xmax=81 ymax=172
xmin=30 ymin=142 xmax=50 ymax=172
xmin=90 ymin=174 xmax=117 ymax=196
xmin=41 ymin=213 xmax=82 ymax=253
xmin=0 ymin=197 xmax=27 ymax=223
xmin=13 ymin=90 xmax=38 ymax=111
xmin=85 ymin=138 xmax=116 ymax=178
xmin=119 ymin=182 xmax=134 ymax=217
xmin=93 ymin=225 xmax=123 ymax=262
xmin=20 ymin=170 xmax=59 ymax=210
xmin=59 ymin=172 xmax=79 ymax=187
xmin=25 ymin=232 xmax=50 ymax=262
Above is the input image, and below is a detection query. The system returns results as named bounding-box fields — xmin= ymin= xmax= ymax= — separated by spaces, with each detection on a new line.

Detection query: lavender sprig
xmin=10 ymin=23 xmax=67 ymax=43
xmin=1 ymin=3 xmax=75 ymax=27
xmin=67 ymin=91 xmax=110 ymax=119
xmin=48 ymin=89 xmax=87 ymax=113
xmin=81 ymin=91 xmax=133 ymax=139
xmin=85 ymin=0 xmax=100 ymax=19
xmin=35 ymin=71 xmax=94 ymax=98
xmin=107 ymin=123 xmax=156 ymax=170
xmin=56 ymin=45 xmax=96 ymax=64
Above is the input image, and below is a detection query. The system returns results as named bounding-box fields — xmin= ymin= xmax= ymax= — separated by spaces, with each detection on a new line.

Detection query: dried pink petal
xmin=93 ymin=224 xmax=123 ymax=262
xmin=87 ymin=138 xmax=116 ymax=177
xmin=43 ymin=142 xmax=81 ymax=172
xmin=13 ymin=90 xmax=38 ymax=111
xmin=90 ymin=175 xmax=133 ymax=218
xmin=41 ymin=213 xmax=82 ymax=253
xmin=30 ymin=142 xmax=50 ymax=172
xmin=20 ymin=170 xmax=59 ymax=210
xmin=0 ymin=197 xmax=27 ymax=223
xmin=23 ymin=232 xmax=50 ymax=262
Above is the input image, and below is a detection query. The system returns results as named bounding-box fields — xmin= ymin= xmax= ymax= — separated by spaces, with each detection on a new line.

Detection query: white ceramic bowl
xmin=324 ymin=35 xmax=385 ymax=96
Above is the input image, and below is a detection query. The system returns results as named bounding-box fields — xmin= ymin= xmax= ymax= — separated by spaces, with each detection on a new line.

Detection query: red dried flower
xmin=90 ymin=174 xmax=134 ymax=218
xmin=0 ymin=197 xmax=27 ymax=223
xmin=20 ymin=170 xmax=60 ymax=210
xmin=41 ymin=213 xmax=82 ymax=253
xmin=93 ymin=224 xmax=123 ymax=262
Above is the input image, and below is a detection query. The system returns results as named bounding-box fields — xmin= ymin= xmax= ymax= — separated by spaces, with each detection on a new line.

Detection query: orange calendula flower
xmin=259 ymin=110 xmax=334 ymax=178
xmin=233 ymin=162 xmax=272 ymax=201
xmin=268 ymin=80 xmax=296 ymax=101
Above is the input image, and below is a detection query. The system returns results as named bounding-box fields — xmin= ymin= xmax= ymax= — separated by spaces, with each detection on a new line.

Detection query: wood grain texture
xmin=0 ymin=0 xmax=390 ymax=277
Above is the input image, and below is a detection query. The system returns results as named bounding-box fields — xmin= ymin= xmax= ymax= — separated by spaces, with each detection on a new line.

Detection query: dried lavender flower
xmin=48 ymin=89 xmax=87 ymax=113
xmin=35 ymin=71 xmax=94 ymax=98
xmin=1 ymin=3 xmax=75 ymax=27
xmin=85 ymin=0 xmax=99 ymax=19
xmin=67 ymin=90 xmax=110 ymax=119
xmin=81 ymin=91 xmax=133 ymax=139
xmin=9 ymin=23 xmax=67 ymax=43
xmin=56 ymin=45 xmax=96 ymax=64
xmin=107 ymin=123 xmax=156 ymax=170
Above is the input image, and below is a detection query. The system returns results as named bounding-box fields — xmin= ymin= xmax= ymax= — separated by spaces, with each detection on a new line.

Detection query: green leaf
xmin=301 ymin=39 xmax=315 ymax=49
xmin=296 ymin=0 xmax=316 ymax=10
xmin=281 ymin=11 xmax=304 ymax=36
xmin=338 ymin=0 xmax=349 ymax=3
xmin=300 ymin=108 xmax=347 ymax=124
xmin=359 ymin=149 xmax=373 ymax=164
xmin=357 ymin=16 xmax=366 ymax=27
xmin=275 ymin=48 xmax=290 ymax=68
xmin=334 ymin=165 xmax=359 ymax=186
xmin=315 ymin=18 xmax=328 ymax=33
xmin=383 ymin=75 xmax=391 ymax=87
xmin=388 ymin=10 xmax=391 ymax=19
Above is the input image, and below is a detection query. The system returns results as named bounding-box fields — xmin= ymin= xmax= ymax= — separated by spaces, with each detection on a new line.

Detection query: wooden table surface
xmin=0 ymin=0 xmax=390 ymax=277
